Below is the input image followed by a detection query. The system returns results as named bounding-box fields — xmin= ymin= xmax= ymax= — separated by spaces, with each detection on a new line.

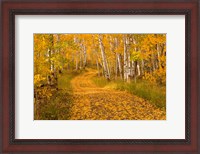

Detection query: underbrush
xmin=92 ymin=77 xmax=111 ymax=87
xmin=92 ymin=76 xmax=166 ymax=110
xmin=34 ymin=70 xmax=81 ymax=120
xmin=58 ymin=70 xmax=81 ymax=91
xmin=34 ymin=91 xmax=73 ymax=120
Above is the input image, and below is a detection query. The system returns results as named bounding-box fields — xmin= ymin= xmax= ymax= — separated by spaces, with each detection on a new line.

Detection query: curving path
xmin=70 ymin=69 xmax=166 ymax=120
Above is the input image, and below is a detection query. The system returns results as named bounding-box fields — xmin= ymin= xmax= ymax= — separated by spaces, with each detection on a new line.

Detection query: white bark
xmin=137 ymin=64 xmax=141 ymax=76
xmin=117 ymin=54 xmax=123 ymax=79
xmin=98 ymin=34 xmax=110 ymax=80
xmin=115 ymin=53 xmax=118 ymax=79
xmin=79 ymin=50 xmax=82 ymax=69
xmin=123 ymin=35 xmax=131 ymax=82
xmin=157 ymin=43 xmax=161 ymax=69
xmin=123 ymin=36 xmax=127 ymax=81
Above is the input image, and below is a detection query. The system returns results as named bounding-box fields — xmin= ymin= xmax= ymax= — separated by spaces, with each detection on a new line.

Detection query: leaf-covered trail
xmin=70 ymin=69 xmax=166 ymax=120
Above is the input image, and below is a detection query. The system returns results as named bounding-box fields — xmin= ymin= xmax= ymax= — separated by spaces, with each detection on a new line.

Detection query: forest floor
xmin=69 ymin=68 xmax=166 ymax=120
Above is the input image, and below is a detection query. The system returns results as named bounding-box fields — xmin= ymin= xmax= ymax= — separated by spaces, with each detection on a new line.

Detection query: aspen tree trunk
xmin=157 ymin=43 xmax=161 ymax=69
xmin=131 ymin=36 xmax=138 ymax=80
xmin=53 ymin=34 xmax=60 ymax=86
xmin=96 ymin=58 xmax=100 ymax=77
xmin=92 ymin=35 xmax=100 ymax=76
xmin=127 ymin=50 xmax=131 ymax=82
xmin=96 ymin=52 xmax=104 ymax=76
xmin=95 ymin=48 xmax=100 ymax=77
xmin=117 ymin=53 xmax=123 ymax=79
xmin=74 ymin=37 xmax=79 ymax=71
xmin=47 ymin=34 xmax=54 ymax=85
xmin=96 ymin=54 xmax=100 ymax=76
xmin=123 ymin=35 xmax=127 ymax=81
xmin=115 ymin=53 xmax=118 ymax=79
xmin=76 ymin=53 xmax=79 ymax=71
xmin=99 ymin=60 xmax=104 ymax=76
xmin=141 ymin=59 xmax=145 ymax=76
xmin=130 ymin=60 xmax=134 ymax=78
xmin=134 ymin=61 xmax=137 ymax=83
xmin=107 ymin=60 xmax=111 ymax=79
xmin=55 ymin=34 xmax=61 ymax=73
xmin=83 ymin=45 xmax=87 ymax=68
xmin=47 ymin=49 xmax=51 ymax=85
xmin=137 ymin=64 xmax=141 ymax=76
xmin=109 ymin=35 xmax=116 ymax=78
xmin=49 ymin=34 xmax=54 ymax=73
xmin=98 ymin=34 xmax=110 ymax=80
xmin=79 ymin=50 xmax=82 ymax=69
xmin=123 ymin=35 xmax=130 ymax=82
xmin=114 ymin=37 xmax=120 ymax=79
xmin=131 ymin=60 xmax=134 ymax=75
xmin=151 ymin=52 xmax=156 ymax=73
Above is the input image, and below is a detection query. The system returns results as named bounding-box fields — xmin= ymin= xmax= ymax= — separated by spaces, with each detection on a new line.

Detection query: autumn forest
xmin=34 ymin=34 xmax=166 ymax=120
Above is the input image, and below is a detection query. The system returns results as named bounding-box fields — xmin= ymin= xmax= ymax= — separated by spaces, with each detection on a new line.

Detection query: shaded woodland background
xmin=34 ymin=34 xmax=166 ymax=120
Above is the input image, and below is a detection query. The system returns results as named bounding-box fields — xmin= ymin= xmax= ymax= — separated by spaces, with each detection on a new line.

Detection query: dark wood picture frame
xmin=0 ymin=0 xmax=199 ymax=153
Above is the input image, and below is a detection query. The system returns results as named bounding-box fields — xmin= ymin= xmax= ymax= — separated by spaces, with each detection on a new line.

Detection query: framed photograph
xmin=1 ymin=0 xmax=199 ymax=153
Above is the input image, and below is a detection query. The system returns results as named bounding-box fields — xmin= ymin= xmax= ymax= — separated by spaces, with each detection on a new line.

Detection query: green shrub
xmin=92 ymin=76 xmax=111 ymax=87
xmin=92 ymin=77 xmax=166 ymax=110
xmin=121 ymin=80 xmax=166 ymax=109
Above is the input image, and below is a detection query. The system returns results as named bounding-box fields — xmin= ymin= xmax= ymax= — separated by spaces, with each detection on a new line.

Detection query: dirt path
xmin=70 ymin=69 xmax=166 ymax=120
